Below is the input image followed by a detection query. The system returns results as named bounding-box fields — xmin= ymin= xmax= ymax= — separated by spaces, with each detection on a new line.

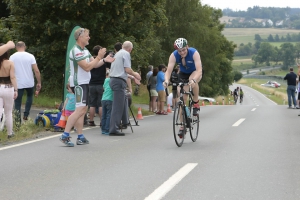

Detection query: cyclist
xmin=233 ymin=89 xmax=238 ymax=104
xmin=163 ymin=38 xmax=203 ymax=136
xmin=240 ymin=88 xmax=244 ymax=103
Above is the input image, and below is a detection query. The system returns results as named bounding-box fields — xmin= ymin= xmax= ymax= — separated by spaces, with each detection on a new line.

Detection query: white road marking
xmin=0 ymin=127 xmax=95 ymax=151
xmin=251 ymin=108 xmax=256 ymax=111
xmin=0 ymin=134 xmax=61 ymax=151
xmin=145 ymin=163 xmax=198 ymax=200
xmin=232 ymin=118 xmax=245 ymax=127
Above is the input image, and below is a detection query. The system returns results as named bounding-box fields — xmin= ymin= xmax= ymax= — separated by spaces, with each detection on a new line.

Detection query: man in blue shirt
xmin=164 ymin=38 xmax=203 ymax=115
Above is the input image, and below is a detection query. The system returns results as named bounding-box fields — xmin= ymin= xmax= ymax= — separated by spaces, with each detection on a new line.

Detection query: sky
xmin=201 ymin=0 xmax=300 ymax=11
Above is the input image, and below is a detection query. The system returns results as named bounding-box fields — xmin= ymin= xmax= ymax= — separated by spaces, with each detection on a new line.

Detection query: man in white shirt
xmin=59 ymin=28 xmax=114 ymax=147
xmin=9 ymin=41 xmax=41 ymax=123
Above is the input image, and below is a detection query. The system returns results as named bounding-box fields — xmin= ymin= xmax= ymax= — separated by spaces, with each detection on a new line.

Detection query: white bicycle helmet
xmin=174 ymin=38 xmax=188 ymax=49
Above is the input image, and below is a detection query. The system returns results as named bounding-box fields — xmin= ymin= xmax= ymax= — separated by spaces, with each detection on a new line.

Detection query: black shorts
xmin=178 ymin=72 xmax=192 ymax=83
xmin=89 ymin=84 xmax=104 ymax=107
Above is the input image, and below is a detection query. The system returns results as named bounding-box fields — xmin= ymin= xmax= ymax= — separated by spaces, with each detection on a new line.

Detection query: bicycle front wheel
xmin=189 ymin=114 xmax=199 ymax=142
xmin=173 ymin=102 xmax=185 ymax=147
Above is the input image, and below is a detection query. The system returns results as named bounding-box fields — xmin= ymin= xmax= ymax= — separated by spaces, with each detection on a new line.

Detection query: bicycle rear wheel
xmin=173 ymin=102 xmax=185 ymax=147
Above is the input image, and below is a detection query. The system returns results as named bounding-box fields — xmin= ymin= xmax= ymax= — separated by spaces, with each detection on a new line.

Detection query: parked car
xmin=270 ymin=81 xmax=281 ymax=87
xmin=261 ymin=81 xmax=279 ymax=88
xmin=198 ymin=96 xmax=216 ymax=103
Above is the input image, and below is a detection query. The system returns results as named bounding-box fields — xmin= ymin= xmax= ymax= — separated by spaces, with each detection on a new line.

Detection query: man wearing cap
xmin=59 ymin=28 xmax=114 ymax=147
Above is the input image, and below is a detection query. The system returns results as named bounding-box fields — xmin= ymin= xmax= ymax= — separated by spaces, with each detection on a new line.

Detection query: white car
xmin=270 ymin=81 xmax=281 ymax=87
xmin=198 ymin=96 xmax=216 ymax=103
xmin=261 ymin=81 xmax=279 ymax=88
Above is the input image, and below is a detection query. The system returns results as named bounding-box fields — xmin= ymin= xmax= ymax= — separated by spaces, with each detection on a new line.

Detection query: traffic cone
xmin=209 ymin=101 xmax=212 ymax=105
xmin=167 ymin=104 xmax=172 ymax=113
xmin=136 ymin=107 xmax=143 ymax=120
xmin=55 ymin=111 xmax=66 ymax=128
xmin=201 ymin=101 xmax=205 ymax=106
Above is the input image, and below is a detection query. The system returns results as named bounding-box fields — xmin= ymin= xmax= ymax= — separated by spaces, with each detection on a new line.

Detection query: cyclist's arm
xmin=164 ymin=53 xmax=176 ymax=86
xmin=190 ymin=51 xmax=202 ymax=82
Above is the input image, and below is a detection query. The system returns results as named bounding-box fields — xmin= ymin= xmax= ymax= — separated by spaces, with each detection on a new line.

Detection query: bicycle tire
xmin=173 ymin=102 xmax=185 ymax=147
xmin=188 ymin=103 xmax=199 ymax=142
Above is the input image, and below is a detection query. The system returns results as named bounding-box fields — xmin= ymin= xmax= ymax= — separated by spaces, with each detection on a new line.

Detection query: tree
xmin=254 ymin=34 xmax=262 ymax=41
xmin=275 ymin=34 xmax=280 ymax=42
xmin=267 ymin=34 xmax=274 ymax=42
xmin=232 ymin=70 xmax=243 ymax=82
xmin=256 ymin=42 xmax=275 ymax=66
xmin=280 ymin=43 xmax=295 ymax=69
xmin=4 ymin=0 xmax=167 ymax=96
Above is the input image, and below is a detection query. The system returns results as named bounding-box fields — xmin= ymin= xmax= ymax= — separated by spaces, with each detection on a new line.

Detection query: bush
xmin=233 ymin=71 xmax=243 ymax=82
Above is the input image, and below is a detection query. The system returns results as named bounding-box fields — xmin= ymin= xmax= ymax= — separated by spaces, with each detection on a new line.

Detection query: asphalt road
xmin=1 ymin=84 xmax=300 ymax=200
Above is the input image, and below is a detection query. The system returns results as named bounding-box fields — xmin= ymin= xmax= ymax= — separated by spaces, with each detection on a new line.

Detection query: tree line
xmin=0 ymin=0 xmax=235 ymax=98
xmin=223 ymin=6 xmax=300 ymax=29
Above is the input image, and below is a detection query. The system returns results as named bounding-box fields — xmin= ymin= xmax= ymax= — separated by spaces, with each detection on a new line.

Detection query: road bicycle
xmin=240 ymin=96 xmax=243 ymax=103
xmin=173 ymin=80 xmax=200 ymax=147
xmin=234 ymin=95 xmax=238 ymax=104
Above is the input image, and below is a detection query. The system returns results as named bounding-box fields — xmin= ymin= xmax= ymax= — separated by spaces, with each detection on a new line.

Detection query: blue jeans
xmin=14 ymin=87 xmax=34 ymax=122
xmin=101 ymin=100 xmax=112 ymax=133
xmin=287 ymin=85 xmax=296 ymax=107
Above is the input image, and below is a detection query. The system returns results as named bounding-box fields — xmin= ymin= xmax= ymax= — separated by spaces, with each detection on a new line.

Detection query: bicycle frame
xmin=177 ymin=82 xmax=194 ymax=127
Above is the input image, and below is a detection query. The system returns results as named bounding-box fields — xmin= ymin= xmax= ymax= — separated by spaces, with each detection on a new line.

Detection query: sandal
xmin=156 ymin=111 xmax=162 ymax=115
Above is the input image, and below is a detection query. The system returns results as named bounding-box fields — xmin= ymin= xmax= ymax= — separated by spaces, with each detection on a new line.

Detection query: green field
xmin=223 ymin=28 xmax=300 ymax=46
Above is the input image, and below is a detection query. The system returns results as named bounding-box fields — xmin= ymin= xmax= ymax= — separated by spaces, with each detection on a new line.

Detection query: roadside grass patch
xmin=238 ymin=79 xmax=287 ymax=104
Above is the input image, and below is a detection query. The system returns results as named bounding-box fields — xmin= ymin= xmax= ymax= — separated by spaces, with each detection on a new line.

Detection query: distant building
xmin=261 ymin=19 xmax=273 ymax=27
xmin=275 ymin=20 xmax=284 ymax=27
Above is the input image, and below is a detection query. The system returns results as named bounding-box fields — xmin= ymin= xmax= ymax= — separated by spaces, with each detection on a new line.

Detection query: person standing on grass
xmin=0 ymin=43 xmax=18 ymax=139
xmin=284 ymin=67 xmax=297 ymax=109
xmin=59 ymin=28 xmax=114 ymax=147
xmin=9 ymin=41 xmax=42 ymax=123
xmin=146 ymin=65 xmax=153 ymax=111
xmin=149 ymin=67 xmax=158 ymax=113
xmin=156 ymin=64 xmax=167 ymax=115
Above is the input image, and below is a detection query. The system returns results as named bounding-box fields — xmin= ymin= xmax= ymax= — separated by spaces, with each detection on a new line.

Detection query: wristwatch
xmin=102 ymin=58 xmax=106 ymax=64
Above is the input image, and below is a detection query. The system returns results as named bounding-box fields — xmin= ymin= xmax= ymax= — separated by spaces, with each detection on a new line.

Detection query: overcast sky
xmin=201 ymin=0 xmax=300 ymax=11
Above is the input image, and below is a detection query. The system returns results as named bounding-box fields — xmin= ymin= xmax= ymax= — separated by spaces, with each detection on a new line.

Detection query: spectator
xmin=109 ymin=41 xmax=141 ymax=136
xmin=88 ymin=45 xmax=111 ymax=126
xmin=114 ymin=42 xmax=122 ymax=53
xmin=59 ymin=27 xmax=114 ymax=147
xmin=0 ymin=43 xmax=18 ymax=138
xmin=284 ymin=67 xmax=297 ymax=109
xmin=9 ymin=41 xmax=41 ymax=123
xmin=149 ymin=67 xmax=158 ymax=112
xmin=156 ymin=64 xmax=167 ymax=115
xmin=0 ymin=41 xmax=15 ymax=56
xmin=171 ymin=66 xmax=180 ymax=109
xmin=101 ymin=70 xmax=113 ymax=135
xmin=146 ymin=65 xmax=153 ymax=111
xmin=61 ymin=83 xmax=75 ymax=121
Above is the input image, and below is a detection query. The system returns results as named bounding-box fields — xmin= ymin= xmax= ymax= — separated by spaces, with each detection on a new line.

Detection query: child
xmin=101 ymin=70 xmax=113 ymax=135
xmin=62 ymin=83 xmax=75 ymax=121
